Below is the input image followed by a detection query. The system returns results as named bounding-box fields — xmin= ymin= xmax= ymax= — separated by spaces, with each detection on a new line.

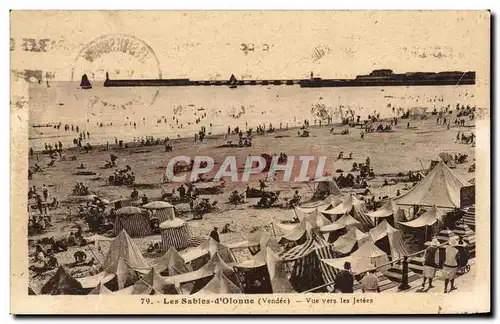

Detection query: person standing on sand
xmin=360 ymin=130 xmax=364 ymax=139
xmin=42 ymin=184 xmax=49 ymax=202
xmin=407 ymin=122 xmax=410 ymax=129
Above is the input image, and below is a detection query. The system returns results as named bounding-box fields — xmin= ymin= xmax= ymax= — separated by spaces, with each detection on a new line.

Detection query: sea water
xmin=28 ymin=81 xmax=481 ymax=150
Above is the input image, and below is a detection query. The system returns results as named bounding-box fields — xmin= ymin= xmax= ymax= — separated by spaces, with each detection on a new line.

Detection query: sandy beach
xmin=27 ymin=113 xmax=476 ymax=292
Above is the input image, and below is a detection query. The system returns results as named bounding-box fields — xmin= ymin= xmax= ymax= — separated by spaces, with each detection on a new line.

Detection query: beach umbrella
xmin=142 ymin=201 xmax=174 ymax=210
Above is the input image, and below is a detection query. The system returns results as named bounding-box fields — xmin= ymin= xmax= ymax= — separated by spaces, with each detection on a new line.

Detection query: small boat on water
xmin=228 ymin=74 xmax=238 ymax=89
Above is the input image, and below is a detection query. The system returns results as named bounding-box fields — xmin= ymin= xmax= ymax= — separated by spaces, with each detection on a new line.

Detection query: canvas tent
xmin=226 ymin=228 xmax=279 ymax=254
xmin=142 ymin=201 xmax=175 ymax=223
xmin=105 ymin=257 xmax=140 ymax=290
xmin=308 ymin=175 xmax=343 ymax=197
xmin=398 ymin=205 xmax=444 ymax=228
xmin=114 ymin=206 xmax=151 ymax=237
xmin=41 ymin=266 xmax=85 ymax=295
xmin=180 ymin=237 xmax=235 ymax=269
xmin=280 ymin=233 xmax=338 ymax=292
xmin=366 ymin=199 xmax=407 ymax=229
xmin=333 ymin=227 xmax=371 ymax=255
xmin=131 ymin=269 xmax=180 ymax=295
xmin=163 ymin=253 xmax=236 ymax=291
xmin=369 ymin=220 xmax=409 ymax=260
xmin=234 ymin=246 xmax=293 ymax=293
xmin=88 ymin=282 xmax=114 ymax=295
xmin=160 ymin=218 xmax=193 ymax=251
xmin=320 ymin=214 xmax=360 ymax=233
xmin=194 ymin=271 xmax=242 ymax=295
xmin=394 ymin=160 xmax=470 ymax=209
xmin=103 ymin=229 xmax=149 ymax=269
xmin=322 ymin=240 xmax=390 ymax=275
xmin=323 ymin=194 xmax=374 ymax=228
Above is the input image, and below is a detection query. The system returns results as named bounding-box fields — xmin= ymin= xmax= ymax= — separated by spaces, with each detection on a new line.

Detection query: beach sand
xmin=27 ymin=115 xmax=476 ymax=292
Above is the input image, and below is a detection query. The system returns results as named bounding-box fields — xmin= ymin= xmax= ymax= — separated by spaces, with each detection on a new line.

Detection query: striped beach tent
xmin=142 ymin=201 xmax=175 ymax=223
xmin=160 ymin=218 xmax=193 ymax=251
xmin=280 ymin=232 xmax=338 ymax=292
xmin=114 ymin=206 xmax=151 ymax=237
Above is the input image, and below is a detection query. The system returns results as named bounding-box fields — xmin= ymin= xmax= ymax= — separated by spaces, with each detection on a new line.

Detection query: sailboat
xmin=228 ymin=74 xmax=238 ymax=89
xmin=80 ymin=74 xmax=92 ymax=89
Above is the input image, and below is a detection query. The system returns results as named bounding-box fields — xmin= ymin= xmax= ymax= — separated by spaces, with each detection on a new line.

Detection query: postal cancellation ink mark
xmin=71 ymin=34 xmax=162 ymax=108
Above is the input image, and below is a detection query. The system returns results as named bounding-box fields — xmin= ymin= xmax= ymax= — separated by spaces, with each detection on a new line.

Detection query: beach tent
xmin=88 ymin=282 xmax=114 ymax=295
xmin=105 ymin=257 xmax=140 ymax=290
xmin=366 ymin=199 xmax=407 ymax=229
xmin=276 ymin=206 xmax=332 ymax=244
xmin=152 ymin=247 xmax=191 ymax=275
xmin=308 ymin=175 xmax=343 ymax=197
xmin=194 ymin=271 xmax=242 ymax=295
xmin=131 ymin=269 xmax=180 ymax=295
xmin=394 ymin=160 xmax=470 ymax=209
xmin=323 ymin=194 xmax=374 ymax=228
xmin=280 ymin=232 xmax=338 ymax=292
xmin=159 ymin=218 xmax=193 ymax=251
xmin=226 ymin=228 xmax=279 ymax=254
xmin=438 ymin=152 xmax=457 ymax=169
xmin=28 ymin=287 xmax=37 ymax=295
xmin=369 ymin=220 xmax=409 ymax=260
xmin=320 ymin=214 xmax=360 ymax=233
xmin=114 ymin=206 xmax=151 ymax=237
xmin=40 ymin=266 xmax=85 ymax=295
xmin=103 ymin=230 xmax=149 ymax=269
xmin=76 ymin=271 xmax=116 ymax=290
xmin=133 ymin=246 xmax=191 ymax=276
xmin=321 ymin=240 xmax=390 ymax=275
xmin=180 ymin=237 xmax=235 ymax=270
xmin=333 ymin=227 xmax=371 ymax=255
xmin=163 ymin=253 xmax=236 ymax=293
xmin=234 ymin=246 xmax=293 ymax=293
xmin=142 ymin=201 xmax=175 ymax=223
xmin=397 ymin=205 xmax=444 ymax=228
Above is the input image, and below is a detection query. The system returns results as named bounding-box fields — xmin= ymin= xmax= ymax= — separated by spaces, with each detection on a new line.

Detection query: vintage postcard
xmin=10 ymin=11 xmax=490 ymax=314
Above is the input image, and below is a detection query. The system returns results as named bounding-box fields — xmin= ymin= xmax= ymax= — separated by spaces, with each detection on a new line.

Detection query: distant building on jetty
xmin=100 ymin=69 xmax=475 ymax=88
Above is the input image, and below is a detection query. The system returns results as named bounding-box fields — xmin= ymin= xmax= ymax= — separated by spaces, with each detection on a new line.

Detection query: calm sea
xmin=28 ymin=81 xmax=480 ymax=150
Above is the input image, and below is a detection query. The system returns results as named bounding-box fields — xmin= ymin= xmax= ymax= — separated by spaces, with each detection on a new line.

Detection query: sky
xmin=10 ymin=11 xmax=490 ymax=84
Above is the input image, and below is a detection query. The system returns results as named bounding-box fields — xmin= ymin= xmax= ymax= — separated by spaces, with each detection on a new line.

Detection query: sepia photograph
xmin=10 ymin=10 xmax=491 ymax=314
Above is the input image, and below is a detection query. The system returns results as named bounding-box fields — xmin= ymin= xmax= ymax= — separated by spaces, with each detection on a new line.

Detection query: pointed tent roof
xmin=394 ymin=160 xmax=470 ymax=208
xmin=180 ymin=237 xmax=234 ymax=264
xmin=226 ymin=228 xmax=279 ymax=251
xmin=333 ymin=227 xmax=370 ymax=254
xmin=104 ymin=230 xmax=149 ymax=269
xmin=40 ymin=266 xmax=84 ymax=295
xmin=88 ymin=282 xmax=114 ymax=295
xmin=323 ymin=194 xmax=374 ymax=227
xmin=370 ymin=220 xmax=409 ymax=259
xmin=153 ymin=247 xmax=188 ymax=275
xmin=320 ymin=214 xmax=360 ymax=232
xmin=105 ymin=257 xmax=139 ymax=290
xmin=164 ymin=252 xmax=235 ymax=285
xmin=322 ymin=240 xmax=389 ymax=275
xmin=295 ymin=207 xmax=332 ymax=227
xmin=234 ymin=246 xmax=293 ymax=293
xmin=28 ymin=287 xmax=37 ymax=295
xmin=398 ymin=205 xmax=444 ymax=228
xmin=132 ymin=269 xmax=180 ymax=295
xmin=194 ymin=271 xmax=242 ymax=295
xmin=367 ymin=199 xmax=401 ymax=218
xmin=310 ymin=175 xmax=343 ymax=197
